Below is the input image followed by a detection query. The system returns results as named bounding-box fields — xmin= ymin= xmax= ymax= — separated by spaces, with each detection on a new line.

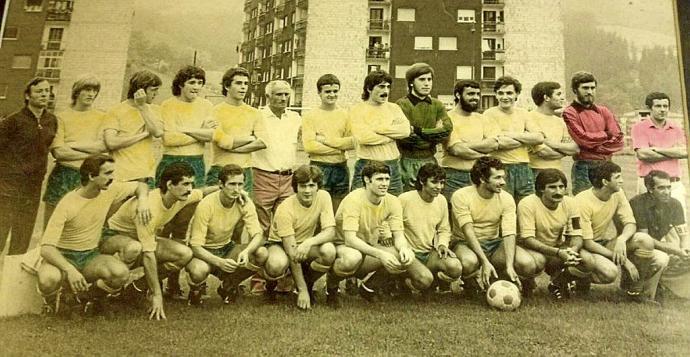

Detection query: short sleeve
xmin=563 ymin=198 xmax=583 ymax=237
xmin=188 ymin=199 xmax=212 ymax=247
xmin=318 ymin=191 xmax=336 ymax=229
xmin=273 ymin=201 xmax=296 ymax=239
xmin=241 ymin=201 xmax=264 ymax=238
xmin=500 ymin=193 xmax=517 ymax=237
xmin=452 ymin=190 xmax=474 ymax=229
xmin=517 ymin=199 xmax=536 ymax=240
xmin=340 ymin=197 xmax=362 ymax=232
xmin=387 ymin=195 xmax=404 ymax=232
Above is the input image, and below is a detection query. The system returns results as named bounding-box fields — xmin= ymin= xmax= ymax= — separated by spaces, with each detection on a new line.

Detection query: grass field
xmin=1 ymin=155 xmax=690 ymax=356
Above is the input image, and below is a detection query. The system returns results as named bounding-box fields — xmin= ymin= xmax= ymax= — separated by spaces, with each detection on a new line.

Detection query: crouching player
xmin=264 ymin=165 xmax=337 ymax=309
xmin=185 ymin=164 xmax=267 ymax=305
xmin=329 ymin=161 xmax=414 ymax=303
xmin=38 ymin=155 xmax=150 ymax=316
xmin=451 ymin=157 xmax=531 ymax=295
xmin=398 ymin=163 xmax=462 ymax=293
xmin=101 ymin=162 xmax=202 ymax=319
xmin=575 ymin=162 xmax=665 ymax=303
xmin=517 ymin=169 xmax=584 ymax=299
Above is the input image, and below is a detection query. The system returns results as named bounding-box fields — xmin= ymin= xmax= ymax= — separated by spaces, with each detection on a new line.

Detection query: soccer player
xmin=185 ymin=164 xmax=267 ymax=305
xmin=484 ymin=76 xmax=543 ymax=203
xmin=563 ymin=71 xmax=624 ymax=195
xmin=441 ymin=80 xmax=499 ymax=202
xmin=517 ymin=169 xmax=584 ymax=298
xmin=101 ymin=162 xmax=203 ymax=320
xmin=156 ymin=65 xmax=215 ymax=188
xmin=38 ymin=155 xmax=150 ymax=316
xmin=43 ymin=76 xmax=108 ymax=225
xmin=527 ymin=82 xmax=579 ymax=176
xmin=450 ymin=157 xmax=525 ymax=293
xmin=398 ymin=163 xmax=462 ymax=292
xmin=103 ymin=70 xmax=164 ymax=186
xmin=265 ymin=165 xmax=337 ymax=309
xmin=207 ymin=67 xmax=266 ymax=193
xmin=629 ymin=170 xmax=687 ymax=300
xmin=331 ymin=160 xmax=414 ymax=302
xmin=252 ymin=80 xmax=302 ymax=235
xmin=631 ymin=92 xmax=687 ymax=215
xmin=575 ymin=162 xmax=663 ymax=303
xmin=349 ymin=70 xmax=410 ymax=196
xmin=0 ymin=77 xmax=57 ymax=256
xmin=302 ymin=74 xmax=354 ymax=212
xmin=395 ymin=63 xmax=452 ymax=192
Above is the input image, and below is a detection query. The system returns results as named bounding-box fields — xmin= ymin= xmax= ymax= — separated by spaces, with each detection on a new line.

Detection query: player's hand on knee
xmin=148 ymin=294 xmax=166 ymax=320
xmin=237 ymin=249 xmax=250 ymax=266
xmin=218 ymin=258 xmax=238 ymax=273
xmin=297 ymin=290 xmax=311 ymax=310
xmin=436 ymin=244 xmax=455 ymax=259
xmin=479 ymin=261 xmax=498 ymax=290
xmin=613 ymin=239 xmax=627 ymax=265
xmin=295 ymin=241 xmax=312 ymax=262
xmin=66 ymin=267 xmax=88 ymax=293
xmin=398 ymin=247 xmax=414 ymax=266
xmin=379 ymin=251 xmax=403 ymax=274
xmin=623 ymin=259 xmax=639 ymax=282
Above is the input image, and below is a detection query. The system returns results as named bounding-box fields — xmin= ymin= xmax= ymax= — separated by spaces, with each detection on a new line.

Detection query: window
xmin=36 ymin=50 xmax=62 ymax=78
xmin=482 ymin=95 xmax=497 ymax=109
xmin=25 ymin=0 xmax=43 ymax=12
xmin=483 ymin=66 xmax=496 ymax=79
xmin=3 ymin=27 xmax=19 ymax=40
xmin=457 ymin=9 xmax=475 ymax=23
xmin=414 ymin=37 xmax=432 ymax=50
xmin=395 ymin=65 xmax=410 ymax=79
xmin=12 ymin=55 xmax=32 ymax=69
xmin=368 ymin=65 xmax=381 ymax=73
xmin=456 ymin=66 xmax=473 ymax=80
xmin=397 ymin=8 xmax=415 ymax=22
xmin=0 ymin=84 xmax=8 ymax=99
xmin=46 ymin=27 xmax=64 ymax=50
xmin=439 ymin=37 xmax=457 ymax=51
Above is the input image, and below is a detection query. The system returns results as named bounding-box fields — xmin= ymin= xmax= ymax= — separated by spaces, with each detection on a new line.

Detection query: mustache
xmin=552 ymin=194 xmax=563 ymax=199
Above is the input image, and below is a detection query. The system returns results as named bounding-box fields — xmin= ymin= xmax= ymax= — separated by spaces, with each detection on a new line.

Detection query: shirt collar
xmin=570 ymin=100 xmax=600 ymax=114
xmin=644 ymin=118 xmax=678 ymax=130
xmin=408 ymin=93 xmax=432 ymax=106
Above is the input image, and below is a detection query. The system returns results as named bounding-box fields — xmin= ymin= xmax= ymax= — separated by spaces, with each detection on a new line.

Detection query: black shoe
xmin=344 ymin=277 xmax=359 ymax=295
xmin=217 ymin=285 xmax=239 ymax=305
xmin=548 ymin=269 xmax=575 ymax=300
xmin=573 ymin=278 xmax=592 ymax=298
xmin=265 ymin=280 xmax=278 ymax=304
xmin=164 ymin=286 xmax=186 ymax=301
xmin=326 ymin=287 xmax=341 ymax=309
xmin=521 ymin=277 xmax=536 ymax=299
xmin=188 ymin=283 xmax=206 ymax=306
xmin=82 ymin=298 xmax=104 ymax=316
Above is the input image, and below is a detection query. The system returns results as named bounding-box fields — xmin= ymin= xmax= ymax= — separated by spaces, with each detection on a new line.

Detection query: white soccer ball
xmin=486 ymin=280 xmax=522 ymax=311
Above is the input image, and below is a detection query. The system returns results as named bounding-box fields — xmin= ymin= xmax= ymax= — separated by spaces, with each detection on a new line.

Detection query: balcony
xmin=272 ymin=27 xmax=284 ymax=39
xmin=481 ymin=49 xmax=505 ymax=62
xmin=482 ymin=0 xmax=505 ymax=7
xmin=291 ymin=74 xmax=304 ymax=88
xmin=271 ymin=54 xmax=283 ymax=66
xmin=36 ymin=68 xmax=61 ymax=79
xmin=369 ymin=0 xmax=391 ymax=4
xmin=46 ymin=0 xmax=73 ymax=22
xmin=274 ymin=1 xmax=285 ymax=14
xmin=482 ymin=21 xmax=505 ymax=33
xmin=259 ymin=8 xmax=269 ymax=20
xmin=41 ymin=42 xmax=63 ymax=51
xmin=295 ymin=19 xmax=308 ymax=33
xmin=368 ymin=19 xmax=390 ymax=31
xmin=366 ymin=47 xmax=389 ymax=60
xmin=293 ymin=46 xmax=305 ymax=58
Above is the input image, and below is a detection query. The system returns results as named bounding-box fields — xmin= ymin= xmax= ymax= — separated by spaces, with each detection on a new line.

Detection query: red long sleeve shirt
xmin=563 ymin=101 xmax=623 ymax=161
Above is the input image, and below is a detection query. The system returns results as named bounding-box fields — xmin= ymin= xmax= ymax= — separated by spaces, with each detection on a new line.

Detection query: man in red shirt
xmin=563 ymin=71 xmax=624 ymax=195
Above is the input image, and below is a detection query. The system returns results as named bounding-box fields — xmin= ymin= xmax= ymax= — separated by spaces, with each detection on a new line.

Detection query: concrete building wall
xmin=503 ymin=0 xmax=565 ymax=109
xmin=301 ymin=0 xmax=368 ymax=109
xmin=55 ymin=0 xmax=134 ymax=111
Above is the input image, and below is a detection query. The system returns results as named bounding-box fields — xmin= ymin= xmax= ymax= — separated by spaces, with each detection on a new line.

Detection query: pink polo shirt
xmin=631 ymin=118 xmax=686 ymax=177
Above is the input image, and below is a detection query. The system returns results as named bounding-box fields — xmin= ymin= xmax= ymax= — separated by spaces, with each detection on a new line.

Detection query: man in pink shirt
xmin=563 ymin=71 xmax=624 ymax=194
xmin=631 ymin=92 xmax=687 ymax=215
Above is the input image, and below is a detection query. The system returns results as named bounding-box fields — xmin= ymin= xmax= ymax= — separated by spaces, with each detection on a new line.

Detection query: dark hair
xmin=470 ymin=156 xmax=504 ymax=186
xmin=316 ymin=74 xmax=340 ymax=93
xmin=644 ymin=92 xmax=671 ymax=109
xmin=79 ymin=154 xmax=115 ymax=186
xmin=535 ymin=169 xmax=568 ymax=196
xmin=361 ymin=70 xmax=392 ymax=100
xmin=415 ymin=163 xmax=446 ymax=191
xmin=531 ymin=81 xmax=561 ymax=106
xmin=158 ymin=162 xmax=195 ymax=193
xmin=71 ymin=76 xmax=101 ymax=105
xmin=361 ymin=160 xmax=390 ymax=186
xmin=292 ymin=165 xmax=323 ymax=192
xmin=172 ymin=66 xmax=205 ymax=96
xmin=493 ymin=76 xmax=522 ymax=94
xmin=219 ymin=164 xmax=245 ymax=185
xmin=644 ymin=170 xmax=671 ymax=191
xmin=24 ymin=77 xmax=49 ymax=105
xmin=453 ymin=80 xmax=480 ymax=104
xmin=570 ymin=71 xmax=597 ymax=93
xmin=405 ymin=63 xmax=434 ymax=93
xmin=588 ymin=161 xmax=621 ymax=189
xmin=127 ymin=70 xmax=162 ymax=99
xmin=221 ymin=67 xmax=250 ymax=96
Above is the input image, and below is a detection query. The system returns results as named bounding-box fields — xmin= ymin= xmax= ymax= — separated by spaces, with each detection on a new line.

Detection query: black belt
xmin=258 ymin=168 xmax=293 ymax=176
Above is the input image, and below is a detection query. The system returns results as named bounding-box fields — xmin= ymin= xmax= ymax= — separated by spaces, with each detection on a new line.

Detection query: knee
xmin=186 ymin=259 xmax=211 ymax=283
xmin=444 ymin=258 xmax=463 ymax=279
xmin=37 ymin=265 xmax=63 ymax=294
xmin=598 ymin=261 xmax=619 ymax=284
xmin=459 ymin=254 xmax=479 ymax=277
xmin=174 ymin=245 xmax=194 ymax=267
xmin=265 ymin=255 xmax=289 ymax=279
xmin=319 ymin=243 xmax=336 ymax=265
xmin=334 ymin=251 xmax=362 ymax=276
xmin=515 ymin=255 xmax=544 ymax=278
xmin=107 ymin=262 xmax=130 ymax=288
xmin=631 ymin=232 xmax=655 ymax=251
xmin=254 ymin=246 xmax=268 ymax=265
xmin=122 ymin=241 xmax=142 ymax=264
xmin=415 ymin=269 xmax=434 ymax=290
xmin=653 ymin=251 xmax=670 ymax=269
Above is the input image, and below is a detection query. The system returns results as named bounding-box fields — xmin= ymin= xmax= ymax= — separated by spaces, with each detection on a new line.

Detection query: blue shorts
xmin=453 ymin=238 xmax=503 ymax=256
xmin=415 ymin=251 xmax=431 ymax=265
xmin=310 ymin=161 xmax=349 ymax=198
xmin=443 ymin=167 xmax=471 ymax=203
xmin=206 ymin=241 xmax=236 ymax=258
xmin=58 ymin=247 xmax=100 ymax=271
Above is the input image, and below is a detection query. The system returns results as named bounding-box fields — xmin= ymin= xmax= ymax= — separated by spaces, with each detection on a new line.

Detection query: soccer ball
xmin=486 ymin=280 xmax=522 ymax=311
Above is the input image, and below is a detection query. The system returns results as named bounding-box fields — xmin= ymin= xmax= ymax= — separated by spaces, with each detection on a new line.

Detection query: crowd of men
xmin=0 ymin=62 xmax=688 ymax=320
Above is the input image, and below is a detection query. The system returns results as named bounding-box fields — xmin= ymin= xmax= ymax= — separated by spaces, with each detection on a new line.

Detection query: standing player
xmin=398 ymin=163 xmax=462 ymax=292
xmin=157 ymin=65 xmax=215 ymax=188
xmin=629 ymin=170 xmax=687 ymax=300
xmin=563 ymin=71 xmax=624 ymax=195
xmin=43 ymin=76 xmax=108 ymax=225
xmin=349 ymin=70 xmax=410 ymax=196
xmin=0 ymin=78 xmax=57 ymax=256
xmin=207 ymin=67 xmax=266 ymax=193
xmin=484 ymin=76 xmax=543 ymax=203
xmin=631 ymin=92 xmax=687 ymax=215
xmin=185 ymin=164 xmax=267 ymax=305
xmin=265 ymin=165 xmax=337 ymax=309
xmin=441 ymin=80 xmax=499 ymax=201
xmin=38 ymin=155 xmax=150 ymax=316
xmin=528 ymin=82 xmax=579 ymax=176
xmin=302 ymin=74 xmax=354 ymax=212
xmin=395 ymin=63 xmax=452 ymax=192
xmin=103 ymin=70 xmax=164 ymax=186
xmin=517 ymin=169 xmax=584 ymax=298
xmin=451 ymin=157 xmax=529 ymax=294
xmin=101 ymin=162 xmax=202 ymax=320
xmin=575 ymin=162 xmax=664 ymax=303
